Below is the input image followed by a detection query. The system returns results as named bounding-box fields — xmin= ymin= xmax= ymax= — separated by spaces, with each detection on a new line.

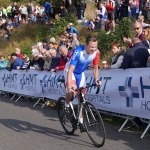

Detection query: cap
xmin=50 ymin=37 xmax=56 ymax=43
xmin=37 ymin=42 xmax=43 ymax=47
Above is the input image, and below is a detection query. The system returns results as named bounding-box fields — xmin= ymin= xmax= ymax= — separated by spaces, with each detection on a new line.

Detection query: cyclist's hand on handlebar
xmin=96 ymin=80 xmax=101 ymax=87
xmin=67 ymin=87 xmax=75 ymax=93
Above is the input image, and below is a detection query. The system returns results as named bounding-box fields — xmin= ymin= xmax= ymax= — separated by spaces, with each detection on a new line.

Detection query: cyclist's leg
xmin=74 ymin=72 xmax=86 ymax=123
xmin=64 ymin=70 xmax=77 ymax=107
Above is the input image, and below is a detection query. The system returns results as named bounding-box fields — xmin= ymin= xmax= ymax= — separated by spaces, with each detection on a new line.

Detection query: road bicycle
xmin=57 ymin=78 xmax=106 ymax=147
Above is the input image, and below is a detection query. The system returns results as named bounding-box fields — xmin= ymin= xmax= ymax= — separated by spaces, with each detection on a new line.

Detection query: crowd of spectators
xmin=0 ymin=0 xmax=86 ymax=41
xmin=0 ymin=21 xmax=80 ymax=75
xmin=84 ymin=0 xmax=149 ymax=34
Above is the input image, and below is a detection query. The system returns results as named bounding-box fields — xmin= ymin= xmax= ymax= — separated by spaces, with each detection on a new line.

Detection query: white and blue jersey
xmin=64 ymin=46 xmax=99 ymax=88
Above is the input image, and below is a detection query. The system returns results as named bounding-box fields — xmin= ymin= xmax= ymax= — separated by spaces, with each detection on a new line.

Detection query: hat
xmin=69 ymin=23 xmax=73 ymax=26
xmin=11 ymin=53 xmax=18 ymax=57
xmin=50 ymin=37 xmax=56 ymax=43
xmin=42 ymin=38 xmax=48 ymax=43
xmin=37 ymin=42 xmax=43 ymax=47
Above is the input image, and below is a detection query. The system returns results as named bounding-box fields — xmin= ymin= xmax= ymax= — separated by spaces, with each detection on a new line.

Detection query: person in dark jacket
xmin=59 ymin=5 xmax=67 ymax=17
xmin=10 ymin=53 xmax=24 ymax=69
xmin=120 ymin=0 xmax=129 ymax=20
xmin=121 ymin=38 xmax=149 ymax=69
xmin=49 ymin=48 xmax=61 ymax=71
xmin=31 ymin=52 xmax=44 ymax=71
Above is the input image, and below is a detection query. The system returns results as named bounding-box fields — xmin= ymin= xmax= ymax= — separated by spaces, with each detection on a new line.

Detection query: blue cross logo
xmin=118 ymin=77 xmax=139 ymax=108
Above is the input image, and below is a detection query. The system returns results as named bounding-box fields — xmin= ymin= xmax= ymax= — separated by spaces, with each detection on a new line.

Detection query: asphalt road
xmin=0 ymin=96 xmax=150 ymax=150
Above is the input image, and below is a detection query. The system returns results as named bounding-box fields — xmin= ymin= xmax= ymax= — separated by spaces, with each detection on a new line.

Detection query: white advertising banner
xmin=0 ymin=69 xmax=150 ymax=119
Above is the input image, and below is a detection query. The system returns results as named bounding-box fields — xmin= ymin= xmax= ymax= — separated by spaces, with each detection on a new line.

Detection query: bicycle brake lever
xmin=96 ymin=86 xmax=101 ymax=94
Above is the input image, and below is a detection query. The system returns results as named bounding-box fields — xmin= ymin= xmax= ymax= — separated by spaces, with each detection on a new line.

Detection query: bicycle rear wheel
xmin=57 ymin=97 xmax=75 ymax=135
xmin=83 ymin=101 xmax=106 ymax=147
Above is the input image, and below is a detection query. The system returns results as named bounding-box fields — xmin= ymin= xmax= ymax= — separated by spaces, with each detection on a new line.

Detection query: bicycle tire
xmin=83 ymin=101 xmax=106 ymax=147
xmin=57 ymin=97 xmax=75 ymax=135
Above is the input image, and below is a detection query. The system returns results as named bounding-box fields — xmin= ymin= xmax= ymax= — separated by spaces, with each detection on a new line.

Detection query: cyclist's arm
xmin=93 ymin=51 xmax=100 ymax=82
xmin=93 ymin=65 xmax=99 ymax=82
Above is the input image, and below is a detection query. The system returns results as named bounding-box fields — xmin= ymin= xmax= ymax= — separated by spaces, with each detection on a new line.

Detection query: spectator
xmin=42 ymin=38 xmax=49 ymax=50
xmin=27 ymin=3 xmax=32 ymax=17
xmin=49 ymin=37 xmax=58 ymax=49
xmin=71 ymin=33 xmax=80 ymax=50
xmin=21 ymin=54 xmax=31 ymax=70
xmin=121 ymin=38 xmax=149 ymax=69
xmin=28 ymin=13 xmax=37 ymax=23
xmin=6 ymin=19 xmax=14 ymax=33
xmin=54 ymin=45 xmax=72 ymax=71
xmin=10 ymin=53 xmax=24 ymax=69
xmin=31 ymin=44 xmax=39 ymax=55
xmin=103 ymin=41 xmax=126 ymax=69
xmin=31 ymin=51 xmax=44 ymax=71
xmin=66 ymin=39 xmax=73 ymax=51
xmin=68 ymin=23 xmax=78 ymax=35
xmin=76 ymin=2 xmax=81 ymax=20
xmin=59 ymin=5 xmax=67 ymax=17
xmin=123 ymin=22 xmax=145 ymax=46
xmin=43 ymin=50 xmax=52 ymax=71
xmin=87 ymin=20 xmax=95 ymax=30
xmin=94 ymin=15 xmax=101 ymax=31
xmin=120 ymin=0 xmax=129 ymax=20
xmin=15 ymin=47 xmax=23 ymax=59
xmin=37 ymin=42 xmax=44 ymax=56
xmin=137 ymin=15 xmax=150 ymax=28
xmin=41 ymin=48 xmax=46 ymax=57
xmin=141 ymin=26 xmax=150 ymax=48
xmin=0 ymin=55 xmax=9 ymax=69
xmin=44 ymin=1 xmax=51 ymax=23
xmin=49 ymin=48 xmax=61 ymax=71
xmin=20 ymin=4 xmax=28 ymax=24
xmin=96 ymin=1 xmax=107 ymax=31
xmin=6 ymin=4 xmax=12 ymax=19
xmin=106 ymin=0 xmax=115 ymax=32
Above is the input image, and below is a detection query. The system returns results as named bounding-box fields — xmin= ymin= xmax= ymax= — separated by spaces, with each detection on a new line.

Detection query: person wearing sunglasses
xmin=123 ymin=22 xmax=145 ymax=47
xmin=21 ymin=54 xmax=31 ymax=70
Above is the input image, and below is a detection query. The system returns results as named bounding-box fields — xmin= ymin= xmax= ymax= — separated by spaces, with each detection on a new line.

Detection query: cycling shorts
xmin=64 ymin=67 xmax=86 ymax=88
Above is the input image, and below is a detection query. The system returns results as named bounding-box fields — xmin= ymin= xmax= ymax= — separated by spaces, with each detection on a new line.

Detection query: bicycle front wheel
xmin=83 ymin=101 xmax=106 ymax=147
xmin=57 ymin=97 xmax=75 ymax=135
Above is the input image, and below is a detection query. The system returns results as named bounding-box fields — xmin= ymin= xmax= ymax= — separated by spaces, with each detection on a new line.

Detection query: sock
xmin=65 ymin=102 xmax=69 ymax=107
xmin=79 ymin=118 xmax=83 ymax=123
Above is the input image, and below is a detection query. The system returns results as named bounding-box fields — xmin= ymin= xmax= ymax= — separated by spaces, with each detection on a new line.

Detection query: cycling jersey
xmin=64 ymin=45 xmax=99 ymax=88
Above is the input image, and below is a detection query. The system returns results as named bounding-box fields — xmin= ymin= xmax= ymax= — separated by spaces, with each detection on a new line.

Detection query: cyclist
xmin=64 ymin=36 xmax=101 ymax=126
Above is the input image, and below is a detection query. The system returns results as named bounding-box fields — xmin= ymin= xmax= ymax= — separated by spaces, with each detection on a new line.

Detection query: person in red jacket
xmin=106 ymin=0 xmax=115 ymax=33
xmin=54 ymin=45 xmax=72 ymax=71
xmin=15 ymin=47 xmax=23 ymax=59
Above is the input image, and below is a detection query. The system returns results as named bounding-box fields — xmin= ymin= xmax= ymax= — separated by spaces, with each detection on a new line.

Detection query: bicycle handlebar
xmin=57 ymin=78 xmax=101 ymax=94
xmin=75 ymin=83 xmax=100 ymax=94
